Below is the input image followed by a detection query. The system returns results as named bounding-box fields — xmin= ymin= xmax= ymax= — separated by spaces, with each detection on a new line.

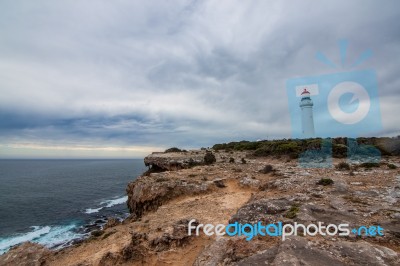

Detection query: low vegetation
xmin=155 ymin=177 xmax=169 ymax=182
xmin=212 ymin=137 xmax=400 ymax=158
xmin=204 ymin=151 xmax=216 ymax=165
xmin=102 ymin=231 xmax=116 ymax=240
xmin=285 ymin=205 xmax=300 ymax=219
xmin=91 ymin=230 xmax=104 ymax=237
xmin=316 ymin=178 xmax=334 ymax=186
xmin=165 ymin=147 xmax=182 ymax=153
xmin=343 ymin=195 xmax=367 ymax=205
xmin=260 ymin=164 xmax=274 ymax=174
xmin=360 ymin=162 xmax=380 ymax=168
xmin=336 ymin=162 xmax=350 ymax=171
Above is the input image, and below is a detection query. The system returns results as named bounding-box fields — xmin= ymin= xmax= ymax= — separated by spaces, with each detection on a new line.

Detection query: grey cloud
xmin=0 ymin=0 xmax=399 ymax=158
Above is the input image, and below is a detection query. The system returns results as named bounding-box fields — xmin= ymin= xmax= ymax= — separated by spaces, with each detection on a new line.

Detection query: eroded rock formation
xmin=1 ymin=149 xmax=400 ymax=265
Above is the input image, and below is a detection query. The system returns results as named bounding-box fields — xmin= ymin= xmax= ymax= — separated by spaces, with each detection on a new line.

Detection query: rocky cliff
xmin=1 ymin=150 xmax=400 ymax=265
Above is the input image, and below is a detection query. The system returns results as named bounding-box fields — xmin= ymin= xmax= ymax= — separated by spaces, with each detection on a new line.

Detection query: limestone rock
xmin=126 ymin=173 xmax=212 ymax=219
xmin=144 ymin=151 xmax=206 ymax=171
xmin=230 ymin=198 xmax=290 ymax=224
xmin=235 ymin=237 xmax=400 ymax=266
xmin=0 ymin=242 xmax=51 ymax=266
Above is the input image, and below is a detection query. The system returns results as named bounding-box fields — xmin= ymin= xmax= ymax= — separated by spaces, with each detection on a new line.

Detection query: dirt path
xmin=47 ymin=179 xmax=253 ymax=266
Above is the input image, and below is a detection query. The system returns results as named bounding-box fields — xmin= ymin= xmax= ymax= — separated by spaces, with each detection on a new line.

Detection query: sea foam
xmin=0 ymin=223 xmax=85 ymax=255
xmin=84 ymin=195 xmax=128 ymax=214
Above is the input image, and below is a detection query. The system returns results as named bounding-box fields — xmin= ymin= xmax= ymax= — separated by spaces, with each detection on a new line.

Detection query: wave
xmin=0 ymin=224 xmax=84 ymax=255
xmin=101 ymin=196 xmax=128 ymax=208
xmin=84 ymin=207 xmax=103 ymax=214
xmin=84 ymin=195 xmax=128 ymax=214
xmin=0 ymin=196 xmax=130 ymax=255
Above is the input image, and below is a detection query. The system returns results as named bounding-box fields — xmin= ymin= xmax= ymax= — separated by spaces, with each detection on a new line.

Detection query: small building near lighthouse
xmin=299 ymin=88 xmax=315 ymax=138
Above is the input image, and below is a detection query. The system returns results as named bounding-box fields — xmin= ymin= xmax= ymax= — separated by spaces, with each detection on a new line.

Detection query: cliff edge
xmin=1 ymin=150 xmax=400 ymax=265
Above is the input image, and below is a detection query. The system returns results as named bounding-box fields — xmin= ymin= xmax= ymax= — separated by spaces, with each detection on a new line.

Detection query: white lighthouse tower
xmin=299 ymin=88 xmax=315 ymax=138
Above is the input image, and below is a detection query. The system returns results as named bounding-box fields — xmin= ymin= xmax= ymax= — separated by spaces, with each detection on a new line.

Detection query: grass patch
xmin=165 ymin=147 xmax=182 ymax=153
xmin=204 ymin=151 xmax=216 ymax=165
xmin=102 ymin=230 xmax=116 ymax=240
xmin=212 ymin=137 xmax=398 ymax=158
xmin=316 ymin=178 xmax=334 ymax=186
xmin=360 ymin=162 xmax=380 ymax=168
xmin=155 ymin=177 xmax=169 ymax=182
xmin=91 ymin=230 xmax=103 ymax=237
xmin=343 ymin=195 xmax=368 ymax=205
xmin=336 ymin=162 xmax=350 ymax=171
xmin=285 ymin=205 xmax=300 ymax=219
xmin=260 ymin=165 xmax=274 ymax=174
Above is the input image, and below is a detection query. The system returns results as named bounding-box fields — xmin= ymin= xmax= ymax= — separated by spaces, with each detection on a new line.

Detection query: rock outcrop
xmin=144 ymin=151 xmax=206 ymax=171
xmin=0 ymin=242 xmax=51 ymax=266
xmin=126 ymin=170 xmax=215 ymax=219
xmin=236 ymin=236 xmax=400 ymax=266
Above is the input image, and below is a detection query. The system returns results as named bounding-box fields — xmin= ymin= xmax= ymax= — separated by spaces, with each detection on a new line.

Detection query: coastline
xmin=1 ymin=149 xmax=400 ymax=265
xmin=0 ymin=159 xmax=145 ymax=256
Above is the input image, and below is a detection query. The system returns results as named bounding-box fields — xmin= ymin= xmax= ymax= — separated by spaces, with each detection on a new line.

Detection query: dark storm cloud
xmin=0 ymin=0 xmax=399 ymax=158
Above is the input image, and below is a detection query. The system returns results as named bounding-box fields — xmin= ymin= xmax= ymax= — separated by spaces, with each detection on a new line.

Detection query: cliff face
xmin=126 ymin=169 xmax=213 ymax=219
xmin=143 ymin=150 xmax=206 ymax=171
xmin=1 ymin=150 xmax=400 ymax=266
xmin=126 ymin=150 xmax=218 ymax=219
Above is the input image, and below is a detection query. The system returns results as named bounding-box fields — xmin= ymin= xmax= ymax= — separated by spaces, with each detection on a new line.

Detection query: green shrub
xmin=388 ymin=163 xmax=397 ymax=169
xmin=336 ymin=162 xmax=350 ymax=170
xmin=304 ymin=139 xmax=322 ymax=149
xmin=360 ymin=162 xmax=380 ymax=168
xmin=91 ymin=230 xmax=103 ymax=237
xmin=204 ymin=152 xmax=216 ymax=165
xmin=316 ymin=178 xmax=334 ymax=186
xmin=260 ymin=165 xmax=274 ymax=174
xmin=213 ymin=140 xmax=265 ymax=151
xmin=165 ymin=147 xmax=182 ymax=153
xmin=253 ymin=146 xmax=271 ymax=157
xmin=276 ymin=142 xmax=300 ymax=153
xmin=285 ymin=205 xmax=300 ymax=219
xmin=332 ymin=144 xmax=348 ymax=158
xmin=188 ymin=158 xmax=199 ymax=168
xmin=213 ymin=137 xmax=397 ymax=159
xmin=102 ymin=231 xmax=116 ymax=239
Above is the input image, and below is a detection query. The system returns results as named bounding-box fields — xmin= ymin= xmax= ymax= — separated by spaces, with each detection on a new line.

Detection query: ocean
xmin=0 ymin=159 xmax=146 ymax=255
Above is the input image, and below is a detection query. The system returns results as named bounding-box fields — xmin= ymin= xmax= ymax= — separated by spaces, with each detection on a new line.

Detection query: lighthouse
xmin=299 ymin=88 xmax=315 ymax=138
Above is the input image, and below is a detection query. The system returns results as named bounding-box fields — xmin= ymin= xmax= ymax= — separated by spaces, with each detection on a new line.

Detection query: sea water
xmin=0 ymin=159 xmax=146 ymax=254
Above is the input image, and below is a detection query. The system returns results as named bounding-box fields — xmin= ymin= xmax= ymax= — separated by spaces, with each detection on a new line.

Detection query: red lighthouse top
xmin=301 ymin=88 xmax=310 ymax=95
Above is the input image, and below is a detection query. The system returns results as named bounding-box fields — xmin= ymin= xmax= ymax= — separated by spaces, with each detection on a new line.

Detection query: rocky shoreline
xmin=1 ymin=149 xmax=400 ymax=265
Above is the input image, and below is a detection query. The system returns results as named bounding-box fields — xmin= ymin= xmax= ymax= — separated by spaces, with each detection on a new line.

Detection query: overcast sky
xmin=1 ymin=0 xmax=399 ymax=158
